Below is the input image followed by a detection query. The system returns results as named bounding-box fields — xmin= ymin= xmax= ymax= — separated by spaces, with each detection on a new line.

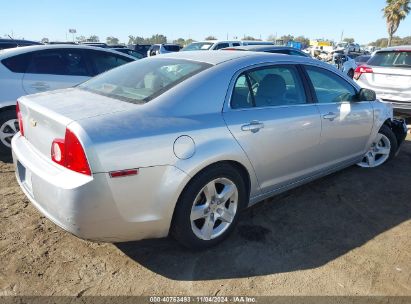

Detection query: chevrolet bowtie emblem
xmin=30 ymin=118 xmax=37 ymax=127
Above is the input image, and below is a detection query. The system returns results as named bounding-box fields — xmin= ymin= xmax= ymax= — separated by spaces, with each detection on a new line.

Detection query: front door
xmin=223 ymin=64 xmax=322 ymax=194
xmin=303 ymin=65 xmax=374 ymax=167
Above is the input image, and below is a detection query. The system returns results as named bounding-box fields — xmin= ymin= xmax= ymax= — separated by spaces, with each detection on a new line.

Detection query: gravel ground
xmin=0 ymin=136 xmax=410 ymax=296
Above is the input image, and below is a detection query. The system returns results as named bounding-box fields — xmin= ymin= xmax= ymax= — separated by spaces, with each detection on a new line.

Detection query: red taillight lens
xmin=354 ymin=65 xmax=373 ymax=80
xmin=16 ymin=102 xmax=24 ymax=136
xmin=51 ymin=128 xmax=91 ymax=176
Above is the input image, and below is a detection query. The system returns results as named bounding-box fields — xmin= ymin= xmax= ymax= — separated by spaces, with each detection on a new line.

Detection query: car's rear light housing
xmin=16 ymin=101 xmax=24 ymax=136
xmin=354 ymin=65 xmax=373 ymax=80
xmin=51 ymin=128 xmax=91 ymax=176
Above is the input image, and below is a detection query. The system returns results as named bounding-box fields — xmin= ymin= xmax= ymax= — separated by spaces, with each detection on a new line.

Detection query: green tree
xmin=106 ymin=36 xmax=120 ymax=45
xmin=173 ymin=38 xmax=186 ymax=46
xmin=294 ymin=36 xmax=310 ymax=46
xmin=383 ymin=0 xmax=410 ymax=47
xmin=205 ymin=36 xmax=217 ymax=41
xmin=343 ymin=37 xmax=355 ymax=43
xmin=279 ymin=35 xmax=294 ymax=45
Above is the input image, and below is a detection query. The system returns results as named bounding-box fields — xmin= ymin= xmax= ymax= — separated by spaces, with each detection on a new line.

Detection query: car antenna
xmin=7 ymin=35 xmax=21 ymax=47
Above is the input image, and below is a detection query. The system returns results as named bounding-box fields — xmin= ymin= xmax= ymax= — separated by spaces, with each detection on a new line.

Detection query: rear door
xmin=223 ymin=64 xmax=322 ymax=194
xmin=22 ymin=48 xmax=91 ymax=94
xmin=303 ymin=65 xmax=373 ymax=166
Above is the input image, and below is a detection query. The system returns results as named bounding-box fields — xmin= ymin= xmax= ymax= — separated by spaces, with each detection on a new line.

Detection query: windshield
xmin=368 ymin=51 xmax=411 ymax=68
xmin=181 ymin=42 xmax=214 ymax=51
xmin=79 ymin=58 xmax=211 ymax=104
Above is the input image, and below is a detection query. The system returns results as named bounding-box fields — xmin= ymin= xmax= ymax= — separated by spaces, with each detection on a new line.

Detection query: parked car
xmin=333 ymin=53 xmax=357 ymax=78
xmin=181 ymin=41 xmax=242 ymax=51
xmin=111 ymin=48 xmax=144 ymax=59
xmin=11 ymin=51 xmax=407 ymax=249
xmin=223 ymin=45 xmax=310 ymax=57
xmin=0 ymin=45 xmax=135 ymax=154
xmin=147 ymin=44 xmax=181 ymax=57
xmin=0 ymin=39 xmax=42 ymax=50
xmin=129 ymin=44 xmax=152 ymax=58
xmin=334 ymin=42 xmax=360 ymax=53
xmin=241 ymin=41 xmax=274 ymax=46
xmin=354 ymin=46 xmax=411 ymax=115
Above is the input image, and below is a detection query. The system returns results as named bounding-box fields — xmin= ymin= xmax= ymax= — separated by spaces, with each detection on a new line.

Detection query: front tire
xmin=357 ymin=125 xmax=398 ymax=168
xmin=171 ymin=163 xmax=247 ymax=250
xmin=0 ymin=110 xmax=18 ymax=155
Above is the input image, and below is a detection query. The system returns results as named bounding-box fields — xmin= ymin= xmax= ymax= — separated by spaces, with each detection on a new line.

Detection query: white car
xmin=147 ymin=44 xmax=181 ymax=57
xmin=0 ymin=45 xmax=135 ymax=154
xmin=333 ymin=53 xmax=357 ymax=78
xmin=181 ymin=40 xmax=243 ymax=51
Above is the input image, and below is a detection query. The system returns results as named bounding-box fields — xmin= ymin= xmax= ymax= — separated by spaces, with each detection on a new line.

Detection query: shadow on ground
xmin=118 ymin=140 xmax=411 ymax=281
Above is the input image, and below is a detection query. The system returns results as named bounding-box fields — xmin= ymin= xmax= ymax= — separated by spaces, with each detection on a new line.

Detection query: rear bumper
xmin=11 ymin=134 xmax=188 ymax=242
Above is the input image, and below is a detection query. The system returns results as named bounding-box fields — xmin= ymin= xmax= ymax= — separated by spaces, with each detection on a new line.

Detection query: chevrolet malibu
xmin=12 ymin=51 xmax=407 ymax=250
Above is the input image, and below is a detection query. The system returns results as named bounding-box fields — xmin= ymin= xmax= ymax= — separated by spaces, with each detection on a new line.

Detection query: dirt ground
xmin=0 ymin=136 xmax=410 ymax=297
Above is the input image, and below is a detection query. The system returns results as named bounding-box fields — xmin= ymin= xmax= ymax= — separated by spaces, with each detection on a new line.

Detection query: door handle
xmin=323 ymin=112 xmax=338 ymax=121
xmin=241 ymin=121 xmax=264 ymax=133
xmin=31 ymin=82 xmax=50 ymax=91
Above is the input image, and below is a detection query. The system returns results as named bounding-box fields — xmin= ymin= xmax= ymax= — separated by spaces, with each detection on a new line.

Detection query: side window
xmin=88 ymin=51 xmax=132 ymax=75
xmin=1 ymin=53 xmax=33 ymax=73
xmin=214 ymin=43 xmax=229 ymax=50
xmin=231 ymin=65 xmax=307 ymax=109
xmin=25 ymin=49 xmax=89 ymax=76
xmin=231 ymin=74 xmax=253 ymax=109
xmin=305 ymin=66 xmax=356 ymax=103
xmin=248 ymin=66 xmax=306 ymax=107
xmin=232 ymin=43 xmax=241 ymax=47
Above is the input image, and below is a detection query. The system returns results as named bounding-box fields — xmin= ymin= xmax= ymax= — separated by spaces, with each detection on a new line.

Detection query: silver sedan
xmin=12 ymin=51 xmax=407 ymax=250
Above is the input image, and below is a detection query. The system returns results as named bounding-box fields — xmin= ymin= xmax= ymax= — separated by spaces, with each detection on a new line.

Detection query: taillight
xmin=354 ymin=65 xmax=373 ymax=80
xmin=51 ymin=128 xmax=91 ymax=176
xmin=16 ymin=102 xmax=24 ymax=136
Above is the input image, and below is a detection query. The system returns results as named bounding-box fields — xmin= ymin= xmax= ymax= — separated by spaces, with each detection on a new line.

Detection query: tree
xmin=87 ymin=35 xmax=99 ymax=42
xmin=294 ymin=36 xmax=310 ymax=47
xmin=173 ymin=38 xmax=186 ymax=46
xmin=343 ymin=37 xmax=355 ymax=43
xmin=383 ymin=0 xmax=410 ymax=47
xmin=279 ymin=35 xmax=294 ymax=45
xmin=106 ymin=36 xmax=120 ymax=45
xmin=41 ymin=37 xmax=49 ymax=44
xmin=76 ymin=35 xmax=86 ymax=42
xmin=243 ymin=36 xmax=260 ymax=41
xmin=205 ymin=36 xmax=217 ymax=41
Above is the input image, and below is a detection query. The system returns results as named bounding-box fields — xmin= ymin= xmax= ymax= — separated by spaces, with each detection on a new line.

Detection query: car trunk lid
xmin=17 ymin=88 xmax=136 ymax=158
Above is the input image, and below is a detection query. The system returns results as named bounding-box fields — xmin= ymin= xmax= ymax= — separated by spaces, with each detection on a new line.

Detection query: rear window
xmin=79 ymin=58 xmax=211 ymax=104
xmin=1 ymin=53 xmax=33 ymax=73
xmin=163 ymin=45 xmax=180 ymax=52
xmin=181 ymin=42 xmax=213 ymax=51
xmin=368 ymin=51 xmax=411 ymax=68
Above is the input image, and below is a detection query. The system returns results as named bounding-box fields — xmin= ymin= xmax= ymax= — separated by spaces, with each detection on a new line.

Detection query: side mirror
xmin=357 ymin=88 xmax=376 ymax=101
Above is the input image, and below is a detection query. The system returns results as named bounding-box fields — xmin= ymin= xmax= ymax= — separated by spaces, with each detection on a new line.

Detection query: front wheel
xmin=357 ymin=125 xmax=398 ymax=168
xmin=171 ymin=164 xmax=247 ymax=250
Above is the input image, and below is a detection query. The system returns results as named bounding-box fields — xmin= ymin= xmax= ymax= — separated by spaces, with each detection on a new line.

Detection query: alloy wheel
xmin=0 ymin=119 xmax=18 ymax=148
xmin=190 ymin=178 xmax=238 ymax=241
xmin=357 ymin=133 xmax=391 ymax=168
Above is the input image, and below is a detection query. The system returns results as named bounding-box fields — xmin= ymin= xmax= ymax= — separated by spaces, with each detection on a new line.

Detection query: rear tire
xmin=171 ymin=163 xmax=247 ymax=250
xmin=347 ymin=69 xmax=354 ymax=79
xmin=0 ymin=110 xmax=18 ymax=155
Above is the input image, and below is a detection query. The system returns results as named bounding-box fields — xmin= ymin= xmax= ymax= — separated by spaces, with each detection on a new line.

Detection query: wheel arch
xmin=0 ymin=105 xmax=16 ymax=114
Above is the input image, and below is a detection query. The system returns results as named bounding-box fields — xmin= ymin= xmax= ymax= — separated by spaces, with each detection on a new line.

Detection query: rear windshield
xmin=163 ymin=45 xmax=180 ymax=52
xmin=181 ymin=42 xmax=213 ymax=51
xmin=79 ymin=58 xmax=211 ymax=104
xmin=368 ymin=51 xmax=411 ymax=68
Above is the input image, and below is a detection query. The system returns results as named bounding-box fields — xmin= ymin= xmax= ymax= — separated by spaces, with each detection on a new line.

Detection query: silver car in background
xmin=12 ymin=51 xmax=407 ymax=250
xmin=355 ymin=46 xmax=411 ymax=115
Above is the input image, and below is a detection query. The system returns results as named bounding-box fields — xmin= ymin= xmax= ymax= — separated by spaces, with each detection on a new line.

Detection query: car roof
xmin=158 ymin=50 xmax=313 ymax=65
xmin=0 ymin=44 xmax=136 ymax=60
xmin=378 ymin=45 xmax=411 ymax=52
xmin=224 ymin=45 xmax=301 ymax=52
xmin=188 ymin=40 xmax=240 ymax=44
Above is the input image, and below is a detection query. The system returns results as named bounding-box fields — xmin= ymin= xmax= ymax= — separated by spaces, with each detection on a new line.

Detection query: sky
xmin=1 ymin=0 xmax=410 ymax=44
